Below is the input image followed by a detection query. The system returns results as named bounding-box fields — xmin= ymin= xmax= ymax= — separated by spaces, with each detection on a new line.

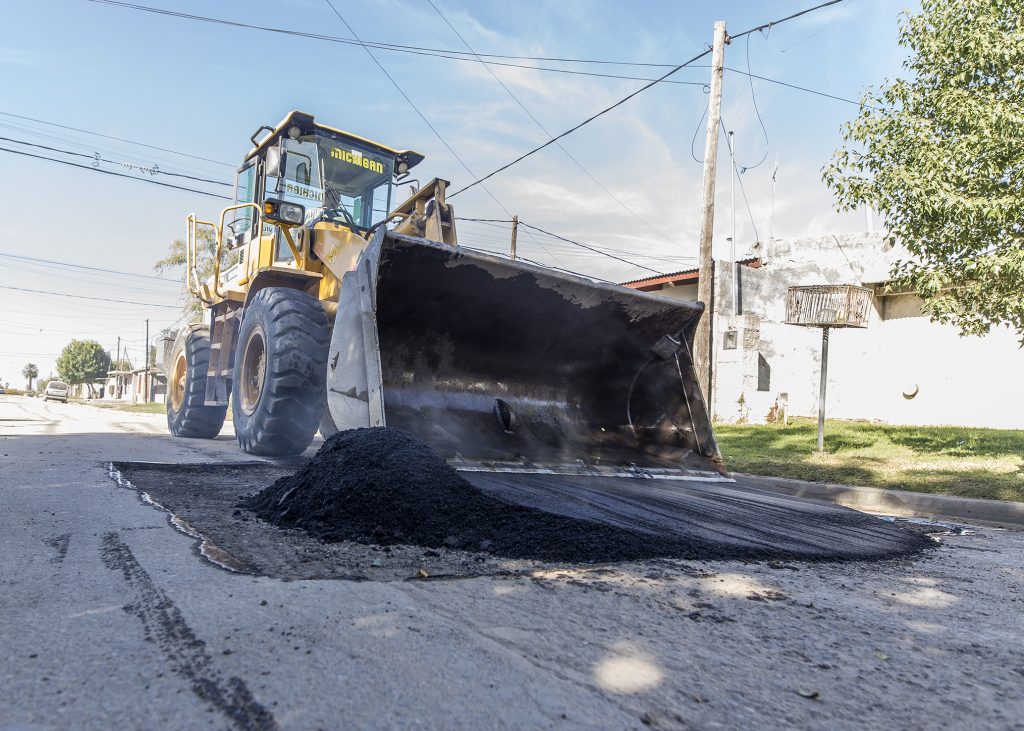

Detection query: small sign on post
xmin=785 ymin=285 xmax=872 ymax=451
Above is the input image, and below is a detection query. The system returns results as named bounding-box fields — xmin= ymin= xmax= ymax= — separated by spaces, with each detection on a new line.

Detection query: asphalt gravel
xmin=243 ymin=427 xmax=933 ymax=563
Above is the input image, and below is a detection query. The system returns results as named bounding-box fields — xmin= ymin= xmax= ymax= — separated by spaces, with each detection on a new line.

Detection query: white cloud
xmin=0 ymin=48 xmax=58 ymax=66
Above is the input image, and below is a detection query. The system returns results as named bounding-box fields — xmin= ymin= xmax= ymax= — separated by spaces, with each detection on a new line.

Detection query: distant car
xmin=44 ymin=381 xmax=69 ymax=403
xmin=0 ymin=386 xmax=6 ymax=395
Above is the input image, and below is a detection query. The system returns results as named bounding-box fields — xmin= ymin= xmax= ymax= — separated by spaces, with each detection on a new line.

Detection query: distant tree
xmin=56 ymin=340 xmax=111 ymax=397
xmin=824 ymin=0 xmax=1024 ymax=341
xmin=21 ymin=363 xmax=38 ymax=391
xmin=154 ymin=227 xmax=219 ymax=326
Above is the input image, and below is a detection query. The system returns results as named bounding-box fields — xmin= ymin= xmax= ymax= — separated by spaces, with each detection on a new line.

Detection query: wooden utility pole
xmin=694 ymin=21 xmax=728 ymax=413
xmin=510 ymin=215 xmax=519 ymax=261
xmin=115 ymin=336 xmax=121 ymax=399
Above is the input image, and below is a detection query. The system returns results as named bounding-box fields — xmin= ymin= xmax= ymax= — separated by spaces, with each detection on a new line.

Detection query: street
xmin=2 ymin=394 xmax=1023 ymax=730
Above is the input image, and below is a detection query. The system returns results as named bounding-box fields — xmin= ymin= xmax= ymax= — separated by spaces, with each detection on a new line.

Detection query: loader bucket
xmin=326 ymin=231 xmax=723 ymax=476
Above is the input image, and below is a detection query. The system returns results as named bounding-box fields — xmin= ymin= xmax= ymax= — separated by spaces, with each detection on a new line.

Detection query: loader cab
xmin=231 ymin=112 xmax=423 ymax=263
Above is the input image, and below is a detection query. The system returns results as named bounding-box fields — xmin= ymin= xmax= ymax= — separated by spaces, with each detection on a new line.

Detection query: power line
xmin=424 ymin=0 xmax=689 ymax=253
xmin=0 ymin=135 xmax=232 ymax=187
xmin=780 ymin=2 xmax=846 ymax=51
xmin=739 ymin=35 xmax=769 ymax=171
xmin=730 ymin=0 xmax=845 ymax=41
xmin=84 ymin=0 xmax=874 ymax=106
xmin=0 ymin=252 xmax=181 ymax=283
xmin=720 ymin=117 xmax=761 ymax=245
xmin=517 ymin=223 xmax=660 ymax=275
xmin=0 ymin=110 xmax=233 ymax=167
xmin=90 ymin=0 xmax=872 ymax=110
xmin=0 ymin=284 xmax=179 ymax=308
xmin=0 ymin=116 xmax=228 ymax=181
xmin=87 ymin=0 xmax=867 ymax=110
xmin=320 ymin=0 xmax=568 ymax=268
xmin=449 ymin=0 xmax=847 ymax=197
xmin=456 ymin=217 xmax=695 ymax=266
xmin=724 ymin=66 xmax=869 ymax=108
xmin=0 ymin=146 xmax=232 ymax=200
xmin=449 ymin=46 xmax=714 ymax=198
xmin=87 ymin=1 xmax=707 ymax=79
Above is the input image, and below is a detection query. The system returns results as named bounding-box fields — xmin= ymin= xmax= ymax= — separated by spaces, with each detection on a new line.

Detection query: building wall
xmin=650 ymin=282 xmax=699 ymax=302
xmin=641 ymin=233 xmax=1024 ymax=429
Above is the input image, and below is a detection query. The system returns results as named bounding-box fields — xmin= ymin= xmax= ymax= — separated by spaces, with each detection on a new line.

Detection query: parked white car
xmin=44 ymin=381 xmax=69 ymax=403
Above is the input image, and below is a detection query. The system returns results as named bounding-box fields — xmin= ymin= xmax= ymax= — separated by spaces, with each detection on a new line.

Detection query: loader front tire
xmin=232 ymin=287 xmax=330 ymax=457
xmin=167 ymin=326 xmax=228 ymax=439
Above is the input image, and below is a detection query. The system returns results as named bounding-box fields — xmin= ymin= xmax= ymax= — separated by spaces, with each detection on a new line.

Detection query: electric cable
xmin=720 ymin=116 xmax=761 ymax=244
xmin=425 ymin=0 xmax=689 ymax=252
xmin=740 ymin=35 xmax=769 ymax=171
xmin=448 ymin=45 xmax=713 ymax=198
xmin=0 ymin=146 xmax=231 ymax=200
xmin=449 ymin=0 xmax=846 ymax=198
xmin=517 ymin=222 xmax=660 ymax=275
xmin=0 ymin=252 xmax=182 ymax=283
xmin=690 ymin=93 xmax=710 ymax=164
xmin=0 ymin=284 xmax=179 ymax=307
xmin=0 ymin=109 xmax=233 ymax=166
xmin=320 ymin=0 xmax=567 ymax=268
xmin=450 ymin=0 xmax=845 ymax=197
xmin=779 ymin=3 xmax=845 ymax=52
xmin=87 ymin=1 xmax=863 ymax=107
xmin=0 ymin=135 xmax=232 ymax=187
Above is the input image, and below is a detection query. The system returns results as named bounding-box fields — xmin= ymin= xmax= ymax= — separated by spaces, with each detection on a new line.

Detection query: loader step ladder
xmin=205 ymin=303 xmax=242 ymax=406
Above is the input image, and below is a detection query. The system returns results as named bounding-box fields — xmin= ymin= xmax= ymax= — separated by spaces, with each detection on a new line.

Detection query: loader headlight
xmin=262 ymin=198 xmax=305 ymax=226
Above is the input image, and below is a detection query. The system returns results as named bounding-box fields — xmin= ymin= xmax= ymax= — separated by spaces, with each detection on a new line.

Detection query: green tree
xmin=154 ymin=227 xmax=219 ymax=325
xmin=824 ymin=0 xmax=1024 ymax=340
xmin=21 ymin=362 xmax=38 ymax=391
xmin=56 ymin=340 xmax=111 ymax=397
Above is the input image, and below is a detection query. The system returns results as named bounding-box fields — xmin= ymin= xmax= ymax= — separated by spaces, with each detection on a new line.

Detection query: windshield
xmin=268 ymin=130 xmax=395 ymax=231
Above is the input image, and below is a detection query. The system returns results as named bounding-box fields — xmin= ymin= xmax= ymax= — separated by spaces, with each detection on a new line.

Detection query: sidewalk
xmin=735 ymin=472 xmax=1024 ymax=528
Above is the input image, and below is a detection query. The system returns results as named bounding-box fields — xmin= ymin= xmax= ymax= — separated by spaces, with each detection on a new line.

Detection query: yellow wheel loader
xmin=167 ymin=111 xmax=724 ymax=479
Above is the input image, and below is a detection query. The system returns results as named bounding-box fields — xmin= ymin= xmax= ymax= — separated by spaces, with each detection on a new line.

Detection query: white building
xmin=624 ymin=233 xmax=1024 ymax=429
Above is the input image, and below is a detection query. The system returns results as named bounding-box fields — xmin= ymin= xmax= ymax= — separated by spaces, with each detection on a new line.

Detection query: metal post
xmin=144 ymin=319 xmax=150 ymax=404
xmin=510 ymin=215 xmax=518 ymax=261
xmin=817 ymin=326 xmax=829 ymax=452
xmin=694 ymin=20 xmax=728 ymax=413
xmin=729 ymin=130 xmax=738 ymax=316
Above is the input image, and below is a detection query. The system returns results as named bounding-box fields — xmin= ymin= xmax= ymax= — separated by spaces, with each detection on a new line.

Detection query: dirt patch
xmin=113 ymin=430 xmax=932 ymax=581
xmin=243 ymin=428 xmax=697 ymax=562
xmin=113 ymin=461 xmax=518 ymax=581
xmin=243 ymin=427 xmax=932 ymax=563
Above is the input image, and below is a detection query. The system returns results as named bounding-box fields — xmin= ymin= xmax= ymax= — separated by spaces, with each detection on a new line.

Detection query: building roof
xmin=621 ymin=257 xmax=761 ymax=291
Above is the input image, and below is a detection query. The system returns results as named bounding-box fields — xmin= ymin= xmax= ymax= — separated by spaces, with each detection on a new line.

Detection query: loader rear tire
xmin=232 ymin=287 xmax=330 ymax=457
xmin=167 ymin=326 xmax=228 ymax=439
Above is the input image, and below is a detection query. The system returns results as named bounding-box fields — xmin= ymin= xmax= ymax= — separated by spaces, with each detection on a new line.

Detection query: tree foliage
xmin=824 ymin=0 xmax=1024 ymax=340
xmin=154 ymin=227 xmax=218 ymax=327
xmin=21 ymin=362 xmax=38 ymax=390
xmin=56 ymin=340 xmax=111 ymax=393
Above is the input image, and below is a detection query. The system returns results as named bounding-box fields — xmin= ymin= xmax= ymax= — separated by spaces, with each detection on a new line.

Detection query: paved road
xmin=3 ymin=395 xmax=1023 ymax=730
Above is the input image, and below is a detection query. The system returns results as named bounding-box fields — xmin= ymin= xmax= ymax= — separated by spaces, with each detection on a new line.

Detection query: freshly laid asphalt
xmin=3 ymin=395 xmax=1023 ymax=730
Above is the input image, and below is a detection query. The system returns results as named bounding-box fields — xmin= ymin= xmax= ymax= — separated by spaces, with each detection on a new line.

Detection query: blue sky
xmin=0 ymin=0 xmax=914 ymax=383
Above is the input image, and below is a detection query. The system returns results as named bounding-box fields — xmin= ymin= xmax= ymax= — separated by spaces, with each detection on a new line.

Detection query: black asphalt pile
xmin=243 ymin=427 xmax=933 ymax=563
xmin=244 ymin=427 xmax=719 ymax=562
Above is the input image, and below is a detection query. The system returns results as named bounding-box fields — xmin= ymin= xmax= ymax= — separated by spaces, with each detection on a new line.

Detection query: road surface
xmin=2 ymin=395 xmax=1023 ymax=730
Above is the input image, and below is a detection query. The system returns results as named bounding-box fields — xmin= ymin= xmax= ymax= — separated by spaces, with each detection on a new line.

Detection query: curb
xmin=734 ymin=473 xmax=1024 ymax=529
